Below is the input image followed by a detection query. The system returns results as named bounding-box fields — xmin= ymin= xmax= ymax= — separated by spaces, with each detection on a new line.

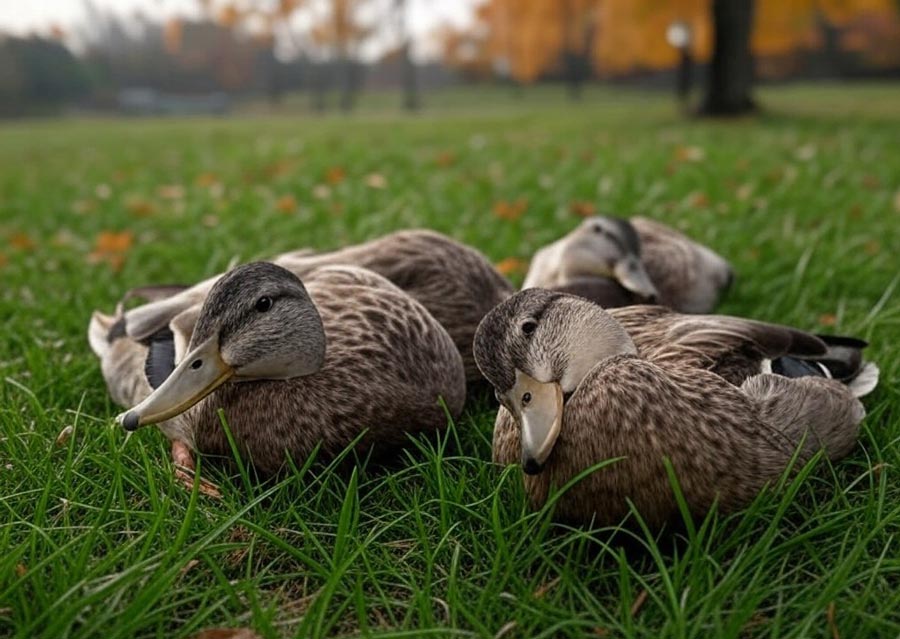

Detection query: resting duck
xmin=119 ymin=230 xmax=514 ymax=383
xmin=523 ymin=216 xmax=734 ymax=313
xmin=90 ymin=262 xmax=466 ymax=479
xmin=473 ymin=289 xmax=879 ymax=528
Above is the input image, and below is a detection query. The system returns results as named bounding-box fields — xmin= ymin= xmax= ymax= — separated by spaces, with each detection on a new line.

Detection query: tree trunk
xmin=701 ymin=0 xmax=756 ymax=116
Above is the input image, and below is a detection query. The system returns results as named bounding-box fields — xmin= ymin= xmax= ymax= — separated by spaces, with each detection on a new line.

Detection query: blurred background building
xmin=1 ymin=0 xmax=898 ymax=118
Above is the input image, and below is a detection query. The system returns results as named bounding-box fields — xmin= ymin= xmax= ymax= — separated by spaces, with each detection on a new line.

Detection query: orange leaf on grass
xmin=157 ymin=184 xmax=186 ymax=200
xmin=434 ymin=151 xmax=456 ymax=168
xmin=195 ymin=172 xmax=219 ymax=188
xmin=818 ymin=313 xmax=837 ymax=327
xmin=275 ymin=195 xmax=297 ymax=213
xmin=9 ymin=233 xmax=36 ymax=251
xmin=674 ymin=146 xmax=705 ymax=163
xmin=495 ymin=257 xmax=528 ymax=276
xmin=87 ymin=230 xmax=133 ymax=272
xmin=126 ymin=197 xmax=157 ymax=217
xmin=569 ymin=200 xmax=597 ymax=217
xmin=492 ymin=198 xmax=528 ymax=221
xmin=190 ymin=629 xmax=262 ymax=639
xmin=325 ymin=166 xmax=346 ymax=185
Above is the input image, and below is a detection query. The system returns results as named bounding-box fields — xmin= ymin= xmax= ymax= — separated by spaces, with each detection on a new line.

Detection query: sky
xmin=0 ymin=0 xmax=478 ymax=60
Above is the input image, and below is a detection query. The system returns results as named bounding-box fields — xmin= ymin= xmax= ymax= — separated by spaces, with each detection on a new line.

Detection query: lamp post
xmin=666 ymin=20 xmax=694 ymax=111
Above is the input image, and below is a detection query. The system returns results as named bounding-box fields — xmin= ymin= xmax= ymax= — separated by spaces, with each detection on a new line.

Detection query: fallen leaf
xmin=190 ymin=629 xmax=262 ymax=639
xmin=87 ymin=231 xmax=133 ymax=272
xmin=826 ymin=601 xmax=840 ymax=639
xmin=795 ymin=144 xmax=817 ymax=161
xmin=71 ymin=199 xmax=97 ymax=214
xmin=126 ymin=197 xmax=157 ymax=217
xmin=495 ymin=257 xmax=528 ymax=276
xmin=365 ymin=173 xmax=387 ymax=189
xmin=533 ymin=576 xmax=560 ymax=598
xmin=674 ymin=145 xmax=705 ymax=163
xmin=174 ymin=466 xmax=223 ymax=499
xmin=157 ymin=184 xmax=185 ymax=200
xmin=15 ymin=564 xmax=26 ymax=577
xmin=861 ymin=175 xmax=880 ymax=190
xmin=325 ymin=166 xmax=346 ymax=185
xmin=195 ymin=172 xmax=219 ymax=188
xmin=275 ymin=194 xmax=297 ymax=213
xmin=312 ymin=184 xmax=331 ymax=200
xmin=179 ymin=559 xmax=200 ymax=577
xmin=9 ymin=233 xmax=35 ymax=251
xmin=863 ymin=240 xmax=880 ymax=256
xmin=688 ymin=192 xmax=710 ymax=208
xmin=55 ymin=426 xmax=73 ymax=447
xmin=630 ymin=589 xmax=649 ymax=617
xmin=569 ymin=200 xmax=597 ymax=217
xmin=818 ymin=313 xmax=837 ymax=327
xmin=434 ymin=151 xmax=456 ymax=167
xmin=492 ymin=198 xmax=528 ymax=221
xmin=593 ymin=629 xmax=609 ymax=637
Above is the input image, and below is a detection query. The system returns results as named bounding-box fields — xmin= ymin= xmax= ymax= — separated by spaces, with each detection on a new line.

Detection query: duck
xmin=523 ymin=216 xmax=734 ymax=313
xmin=90 ymin=262 xmax=466 ymax=479
xmin=473 ymin=289 xmax=879 ymax=529
xmin=119 ymin=230 xmax=514 ymax=383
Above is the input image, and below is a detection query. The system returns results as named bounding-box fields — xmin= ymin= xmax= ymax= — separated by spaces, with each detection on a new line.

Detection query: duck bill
xmin=116 ymin=338 xmax=233 ymax=431
xmin=613 ymin=256 xmax=658 ymax=303
xmin=515 ymin=372 xmax=564 ymax=475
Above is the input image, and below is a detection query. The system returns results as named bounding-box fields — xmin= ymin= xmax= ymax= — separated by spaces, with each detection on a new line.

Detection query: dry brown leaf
xmin=126 ymin=197 xmax=157 ymax=217
xmin=434 ymin=151 xmax=456 ymax=167
xmin=9 ymin=233 xmax=35 ymax=251
xmin=157 ymin=184 xmax=185 ymax=200
xmin=87 ymin=231 xmax=134 ymax=272
xmin=179 ymin=559 xmax=200 ymax=577
xmin=674 ymin=145 xmax=705 ymax=163
xmin=275 ymin=195 xmax=297 ymax=213
xmin=71 ymin=199 xmax=97 ymax=214
xmin=55 ymin=426 xmax=73 ymax=447
xmin=819 ymin=313 xmax=838 ymax=327
xmin=533 ymin=576 xmax=560 ymax=598
xmin=492 ymin=198 xmax=528 ymax=221
xmin=195 ymin=172 xmax=219 ymax=188
xmin=365 ymin=173 xmax=388 ymax=189
xmin=495 ymin=257 xmax=528 ymax=276
xmin=174 ymin=466 xmax=223 ymax=499
xmin=325 ymin=166 xmax=346 ymax=185
xmin=15 ymin=563 xmax=26 ymax=577
xmin=688 ymin=192 xmax=710 ymax=208
xmin=826 ymin=601 xmax=840 ymax=639
xmin=593 ymin=628 xmax=609 ymax=637
xmin=190 ymin=629 xmax=262 ymax=639
xmin=861 ymin=175 xmax=880 ymax=190
xmin=569 ymin=200 xmax=597 ymax=218
xmin=630 ymin=589 xmax=649 ymax=617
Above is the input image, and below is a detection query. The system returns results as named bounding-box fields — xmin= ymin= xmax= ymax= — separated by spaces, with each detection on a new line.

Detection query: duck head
xmin=473 ymin=289 xmax=636 ymax=474
xmin=558 ymin=216 xmax=658 ymax=302
xmin=117 ymin=262 xmax=326 ymax=431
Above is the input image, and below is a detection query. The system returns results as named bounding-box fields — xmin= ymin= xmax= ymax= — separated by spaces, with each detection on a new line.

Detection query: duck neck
xmin=557 ymin=307 xmax=636 ymax=394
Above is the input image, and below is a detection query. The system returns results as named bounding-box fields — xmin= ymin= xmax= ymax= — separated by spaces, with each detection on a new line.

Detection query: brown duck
xmin=91 ymin=262 xmax=466 ymax=479
xmin=473 ymin=289 xmax=879 ymax=528
xmin=523 ymin=216 xmax=734 ymax=313
xmin=119 ymin=230 xmax=514 ymax=382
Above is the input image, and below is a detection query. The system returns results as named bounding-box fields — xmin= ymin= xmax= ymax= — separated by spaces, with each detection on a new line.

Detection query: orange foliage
xmin=448 ymin=0 xmax=900 ymax=81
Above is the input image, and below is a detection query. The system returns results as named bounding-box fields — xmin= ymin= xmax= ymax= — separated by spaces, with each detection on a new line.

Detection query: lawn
xmin=1 ymin=84 xmax=899 ymax=639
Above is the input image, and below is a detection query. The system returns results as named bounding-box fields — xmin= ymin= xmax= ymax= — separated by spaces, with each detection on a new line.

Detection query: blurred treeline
xmin=1 ymin=0 xmax=899 ymax=117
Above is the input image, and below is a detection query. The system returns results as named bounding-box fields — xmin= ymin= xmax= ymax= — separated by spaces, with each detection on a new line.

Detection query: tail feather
xmin=771 ymin=333 xmax=878 ymax=398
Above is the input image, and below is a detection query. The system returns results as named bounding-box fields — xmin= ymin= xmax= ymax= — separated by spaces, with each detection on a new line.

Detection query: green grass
xmin=1 ymin=83 xmax=899 ymax=638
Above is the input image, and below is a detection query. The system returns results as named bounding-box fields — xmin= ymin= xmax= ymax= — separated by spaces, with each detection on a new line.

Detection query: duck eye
xmin=191 ymin=359 xmax=203 ymax=370
xmin=255 ymin=296 xmax=273 ymax=312
xmin=522 ymin=392 xmax=532 ymax=406
xmin=521 ymin=320 xmax=537 ymax=335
